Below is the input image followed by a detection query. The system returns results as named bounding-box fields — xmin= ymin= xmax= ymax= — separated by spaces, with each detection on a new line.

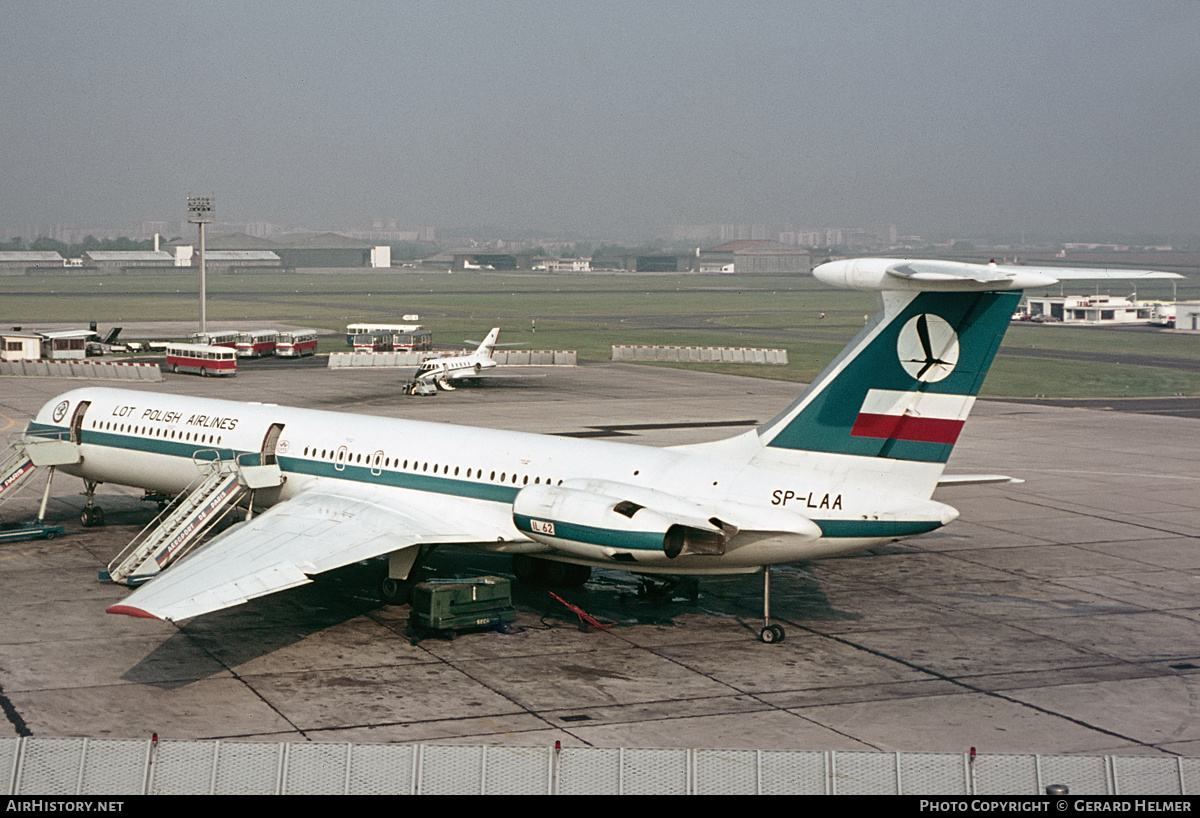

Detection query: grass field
xmin=3 ymin=269 xmax=1199 ymax=398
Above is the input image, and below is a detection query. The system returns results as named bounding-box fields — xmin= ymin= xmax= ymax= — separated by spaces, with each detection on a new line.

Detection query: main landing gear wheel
xmin=380 ymin=575 xmax=413 ymax=605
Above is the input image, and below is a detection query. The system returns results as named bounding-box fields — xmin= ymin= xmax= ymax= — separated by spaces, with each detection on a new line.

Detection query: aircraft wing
xmin=107 ymin=483 xmax=509 ymax=622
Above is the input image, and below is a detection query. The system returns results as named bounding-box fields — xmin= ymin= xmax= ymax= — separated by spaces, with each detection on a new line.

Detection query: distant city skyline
xmin=4 ymin=214 xmax=1194 ymax=258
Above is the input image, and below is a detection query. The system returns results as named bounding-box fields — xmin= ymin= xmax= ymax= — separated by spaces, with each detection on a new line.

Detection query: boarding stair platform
xmin=104 ymin=452 xmax=284 ymax=586
xmin=0 ymin=436 xmax=81 ymax=515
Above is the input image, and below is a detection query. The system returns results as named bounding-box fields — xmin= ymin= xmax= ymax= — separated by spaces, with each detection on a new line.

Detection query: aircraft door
xmin=70 ymin=401 xmax=91 ymax=444
xmin=261 ymin=423 xmax=285 ymax=465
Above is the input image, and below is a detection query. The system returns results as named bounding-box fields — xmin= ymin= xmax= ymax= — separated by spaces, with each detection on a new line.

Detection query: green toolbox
xmin=406 ymin=576 xmax=517 ymax=643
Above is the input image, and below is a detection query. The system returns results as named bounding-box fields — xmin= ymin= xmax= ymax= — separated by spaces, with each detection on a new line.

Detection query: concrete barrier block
xmin=554 ymin=350 xmax=577 ymax=365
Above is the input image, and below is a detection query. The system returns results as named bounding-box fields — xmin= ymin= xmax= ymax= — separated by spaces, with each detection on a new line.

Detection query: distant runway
xmin=1003 ymin=395 xmax=1200 ymax=419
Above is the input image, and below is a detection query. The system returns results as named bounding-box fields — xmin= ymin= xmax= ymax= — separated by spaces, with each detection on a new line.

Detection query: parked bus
xmin=235 ymin=330 xmax=278 ymax=358
xmin=392 ymin=329 xmax=433 ymax=351
xmin=188 ymin=330 xmax=238 ymax=348
xmin=165 ymin=343 xmax=237 ymax=377
xmin=345 ymin=323 xmax=421 ymax=345
xmin=352 ymin=332 xmax=393 ymax=352
xmin=276 ymin=330 xmax=318 ymax=357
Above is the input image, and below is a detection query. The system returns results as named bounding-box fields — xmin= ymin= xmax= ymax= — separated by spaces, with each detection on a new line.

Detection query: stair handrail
xmin=106 ymin=452 xmax=242 ymax=583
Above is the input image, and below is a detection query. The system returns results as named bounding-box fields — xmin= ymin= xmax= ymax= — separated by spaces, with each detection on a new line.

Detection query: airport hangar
xmin=1 ymin=340 xmax=1200 ymax=774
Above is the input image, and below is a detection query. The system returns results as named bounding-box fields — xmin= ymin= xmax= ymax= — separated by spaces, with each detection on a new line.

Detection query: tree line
xmin=0 ymin=235 xmax=171 ymax=257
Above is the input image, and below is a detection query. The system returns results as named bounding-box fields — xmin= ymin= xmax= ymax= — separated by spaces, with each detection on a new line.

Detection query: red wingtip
xmin=106 ymin=604 xmax=162 ymax=620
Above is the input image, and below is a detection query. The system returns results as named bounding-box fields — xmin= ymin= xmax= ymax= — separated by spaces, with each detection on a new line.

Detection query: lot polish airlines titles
xmin=110 ymin=404 xmax=239 ymax=431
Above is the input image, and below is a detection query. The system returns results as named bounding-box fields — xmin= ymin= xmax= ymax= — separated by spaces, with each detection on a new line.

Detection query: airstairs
xmin=0 ymin=446 xmax=38 ymax=507
xmin=0 ymin=437 xmax=81 ymax=514
xmin=104 ymin=452 xmax=284 ymax=586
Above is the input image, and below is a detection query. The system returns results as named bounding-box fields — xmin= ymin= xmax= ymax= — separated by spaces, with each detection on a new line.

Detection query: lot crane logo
xmin=52 ymin=400 xmax=69 ymax=423
xmin=897 ymin=314 xmax=959 ymax=382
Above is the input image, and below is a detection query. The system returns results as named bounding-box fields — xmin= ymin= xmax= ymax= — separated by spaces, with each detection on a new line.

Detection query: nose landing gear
xmin=80 ymin=481 xmax=106 ymax=527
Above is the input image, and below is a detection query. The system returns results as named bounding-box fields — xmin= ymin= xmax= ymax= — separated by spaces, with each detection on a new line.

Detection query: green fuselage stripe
xmin=29 ymin=422 xmax=944 ymax=542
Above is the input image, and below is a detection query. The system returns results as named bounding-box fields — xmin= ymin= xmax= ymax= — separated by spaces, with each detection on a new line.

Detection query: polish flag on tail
xmin=850 ymin=389 xmax=974 ymax=445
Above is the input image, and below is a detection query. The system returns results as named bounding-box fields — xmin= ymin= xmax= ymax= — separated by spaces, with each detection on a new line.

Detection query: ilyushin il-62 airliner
xmin=13 ymin=258 xmax=1180 ymax=642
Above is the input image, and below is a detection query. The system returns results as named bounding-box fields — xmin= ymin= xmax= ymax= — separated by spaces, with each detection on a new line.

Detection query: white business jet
xmin=412 ymin=327 xmax=501 ymax=390
xmin=17 ymin=259 xmax=1180 ymax=642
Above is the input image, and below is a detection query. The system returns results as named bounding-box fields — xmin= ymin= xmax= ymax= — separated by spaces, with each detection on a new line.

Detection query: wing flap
xmin=107 ymin=483 xmax=509 ymax=622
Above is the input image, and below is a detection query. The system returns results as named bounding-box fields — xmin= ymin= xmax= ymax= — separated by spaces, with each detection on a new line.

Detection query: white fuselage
xmin=29 ymin=386 xmax=953 ymax=574
xmin=417 ymin=354 xmax=496 ymax=381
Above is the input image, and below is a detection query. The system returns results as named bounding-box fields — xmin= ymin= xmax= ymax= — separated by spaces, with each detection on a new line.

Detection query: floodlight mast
xmin=186 ymin=196 xmax=214 ymax=333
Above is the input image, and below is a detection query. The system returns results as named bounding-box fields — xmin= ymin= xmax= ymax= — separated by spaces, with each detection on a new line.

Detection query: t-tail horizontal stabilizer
xmin=816 ymin=257 xmax=1181 ymax=292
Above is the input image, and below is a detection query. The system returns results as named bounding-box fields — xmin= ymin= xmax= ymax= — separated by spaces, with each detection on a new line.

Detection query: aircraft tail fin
xmin=475 ymin=327 xmax=501 ymax=357
xmin=752 ymin=288 xmax=1020 ymax=466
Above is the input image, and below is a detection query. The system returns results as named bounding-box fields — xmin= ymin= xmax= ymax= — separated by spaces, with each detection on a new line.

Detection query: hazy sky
xmin=2 ymin=1 xmax=1197 ymax=240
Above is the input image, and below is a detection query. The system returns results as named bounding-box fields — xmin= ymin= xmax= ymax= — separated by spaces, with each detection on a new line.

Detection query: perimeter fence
xmin=4 ymin=737 xmax=1198 ymax=795
xmin=612 ymin=345 xmax=788 ymax=364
